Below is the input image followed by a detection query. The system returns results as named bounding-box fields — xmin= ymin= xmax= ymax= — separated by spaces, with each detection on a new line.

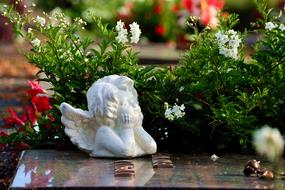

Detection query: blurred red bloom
xmin=26 ymin=80 xmax=45 ymax=96
xmin=172 ymin=4 xmax=180 ymax=13
xmin=182 ymin=0 xmax=201 ymax=15
xmin=181 ymin=0 xmax=224 ymax=28
xmin=208 ymin=0 xmax=224 ymax=9
xmin=155 ymin=24 xmax=166 ymax=36
xmin=4 ymin=108 xmax=25 ymax=127
xmin=32 ymin=95 xmax=52 ymax=113
xmin=16 ymin=141 xmax=30 ymax=150
xmin=0 ymin=144 xmax=7 ymax=151
xmin=0 ymin=131 xmax=8 ymax=137
xmin=182 ymin=0 xmax=194 ymax=13
xmin=154 ymin=4 xmax=162 ymax=14
xmin=48 ymin=114 xmax=55 ymax=122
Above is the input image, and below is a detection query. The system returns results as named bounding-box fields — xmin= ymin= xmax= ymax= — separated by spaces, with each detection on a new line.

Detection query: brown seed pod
xmin=258 ymin=170 xmax=274 ymax=180
xmin=243 ymin=160 xmax=261 ymax=176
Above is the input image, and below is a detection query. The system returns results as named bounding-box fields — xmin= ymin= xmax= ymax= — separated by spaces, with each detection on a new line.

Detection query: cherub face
xmin=116 ymin=91 xmax=142 ymax=128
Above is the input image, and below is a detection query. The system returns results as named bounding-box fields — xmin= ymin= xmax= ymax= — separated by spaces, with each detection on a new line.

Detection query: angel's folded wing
xmin=60 ymin=102 xmax=98 ymax=153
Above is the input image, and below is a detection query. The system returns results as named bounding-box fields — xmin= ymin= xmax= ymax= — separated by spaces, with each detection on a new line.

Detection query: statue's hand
xmin=118 ymin=104 xmax=134 ymax=128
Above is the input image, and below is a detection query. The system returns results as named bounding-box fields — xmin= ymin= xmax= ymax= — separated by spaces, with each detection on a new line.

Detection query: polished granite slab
xmin=10 ymin=150 xmax=285 ymax=189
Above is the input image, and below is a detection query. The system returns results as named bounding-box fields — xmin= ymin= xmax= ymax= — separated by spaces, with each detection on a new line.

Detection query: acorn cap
xmin=243 ymin=160 xmax=261 ymax=176
xmin=258 ymin=170 xmax=274 ymax=180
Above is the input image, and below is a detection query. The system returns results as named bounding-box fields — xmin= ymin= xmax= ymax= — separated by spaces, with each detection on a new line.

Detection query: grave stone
xmin=10 ymin=149 xmax=285 ymax=189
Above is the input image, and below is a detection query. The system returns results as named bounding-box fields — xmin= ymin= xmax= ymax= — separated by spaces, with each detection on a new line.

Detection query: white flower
xmin=116 ymin=29 xmax=128 ymax=43
xmin=210 ymin=154 xmax=219 ymax=161
xmin=215 ymin=29 xmax=241 ymax=60
xmin=115 ymin=20 xmax=128 ymax=44
xmin=253 ymin=125 xmax=284 ymax=162
xmin=227 ymin=29 xmax=236 ymax=36
xmin=279 ymin=24 xmax=285 ymax=31
xmin=33 ymin=122 xmax=40 ymax=133
xmin=31 ymin=38 xmax=41 ymax=47
xmin=27 ymin=28 xmax=33 ymax=33
xmin=164 ymin=103 xmax=186 ymax=121
xmin=265 ymin=22 xmax=277 ymax=31
xmin=35 ymin=16 xmax=46 ymax=27
xmin=129 ymin=22 xmax=141 ymax=44
xmin=179 ymin=86 xmax=184 ymax=92
xmin=165 ymin=108 xmax=175 ymax=121
xmin=116 ymin=20 xmax=125 ymax=31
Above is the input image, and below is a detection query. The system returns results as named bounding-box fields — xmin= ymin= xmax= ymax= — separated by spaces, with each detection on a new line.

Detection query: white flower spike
xmin=115 ymin=20 xmax=128 ymax=44
xmin=129 ymin=22 xmax=141 ymax=44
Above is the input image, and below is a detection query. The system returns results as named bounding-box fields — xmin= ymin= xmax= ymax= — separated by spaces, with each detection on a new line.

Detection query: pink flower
xmin=208 ymin=0 xmax=224 ymax=9
xmin=26 ymin=80 xmax=46 ymax=96
xmin=32 ymin=95 xmax=52 ymax=114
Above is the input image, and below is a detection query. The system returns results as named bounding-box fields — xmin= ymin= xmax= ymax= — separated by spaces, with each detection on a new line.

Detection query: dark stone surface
xmin=10 ymin=150 xmax=285 ymax=189
xmin=0 ymin=151 xmax=20 ymax=190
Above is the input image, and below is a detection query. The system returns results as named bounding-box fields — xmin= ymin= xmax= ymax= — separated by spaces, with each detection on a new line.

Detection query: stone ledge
xmin=10 ymin=149 xmax=284 ymax=190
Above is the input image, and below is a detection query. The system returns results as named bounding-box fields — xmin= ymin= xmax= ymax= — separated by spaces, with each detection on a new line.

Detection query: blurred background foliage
xmin=32 ymin=0 xmax=285 ymax=43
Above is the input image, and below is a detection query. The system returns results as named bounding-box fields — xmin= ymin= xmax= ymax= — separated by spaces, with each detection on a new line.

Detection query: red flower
xmin=155 ymin=24 xmax=166 ymax=36
xmin=24 ymin=105 xmax=37 ymax=125
xmin=0 ymin=131 xmax=8 ymax=137
xmin=182 ymin=0 xmax=194 ymax=13
xmin=171 ymin=4 xmax=180 ymax=13
xmin=208 ymin=0 xmax=224 ymax=9
xmin=32 ymin=95 xmax=52 ymax=113
xmin=48 ymin=114 xmax=55 ymax=122
xmin=26 ymin=80 xmax=45 ymax=96
xmin=4 ymin=108 xmax=25 ymax=127
xmin=16 ymin=141 xmax=30 ymax=150
xmin=154 ymin=4 xmax=162 ymax=14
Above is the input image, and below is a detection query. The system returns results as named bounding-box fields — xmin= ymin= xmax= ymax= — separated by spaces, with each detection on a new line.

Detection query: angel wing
xmin=60 ymin=102 xmax=98 ymax=153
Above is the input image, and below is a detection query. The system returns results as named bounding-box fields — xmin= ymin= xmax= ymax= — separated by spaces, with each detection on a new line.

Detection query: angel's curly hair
xmin=86 ymin=75 xmax=138 ymax=126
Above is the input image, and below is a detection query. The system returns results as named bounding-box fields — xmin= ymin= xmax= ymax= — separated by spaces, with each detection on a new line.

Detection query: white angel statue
xmin=60 ymin=75 xmax=157 ymax=158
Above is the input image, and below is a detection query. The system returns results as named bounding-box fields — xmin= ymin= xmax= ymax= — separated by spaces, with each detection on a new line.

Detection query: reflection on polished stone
xmin=10 ymin=150 xmax=284 ymax=189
